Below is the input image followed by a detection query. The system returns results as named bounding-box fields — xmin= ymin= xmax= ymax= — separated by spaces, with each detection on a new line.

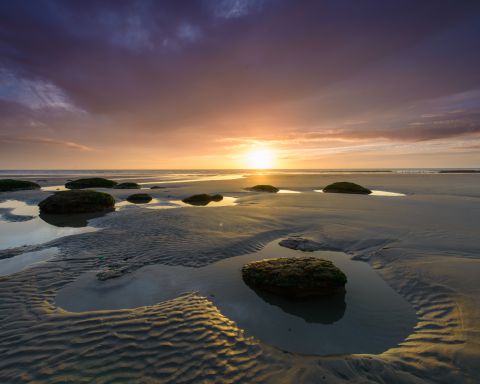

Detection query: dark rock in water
xmin=126 ymin=193 xmax=152 ymax=204
xmin=0 ymin=179 xmax=40 ymax=192
xmin=150 ymin=186 xmax=166 ymax=189
xmin=182 ymin=193 xmax=223 ymax=206
xmin=38 ymin=190 xmax=115 ymax=214
xmin=65 ymin=178 xmax=117 ymax=189
xmin=246 ymin=185 xmax=279 ymax=193
xmin=114 ymin=182 xmax=141 ymax=189
xmin=322 ymin=182 xmax=371 ymax=194
xmin=279 ymin=238 xmax=325 ymax=252
xmin=242 ymin=257 xmax=347 ymax=298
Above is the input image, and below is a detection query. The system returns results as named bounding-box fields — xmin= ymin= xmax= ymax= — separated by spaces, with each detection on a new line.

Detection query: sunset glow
xmin=0 ymin=1 xmax=479 ymax=169
xmin=245 ymin=148 xmax=275 ymax=169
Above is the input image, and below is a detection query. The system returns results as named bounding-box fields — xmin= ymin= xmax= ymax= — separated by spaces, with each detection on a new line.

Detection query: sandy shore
xmin=0 ymin=172 xmax=479 ymax=383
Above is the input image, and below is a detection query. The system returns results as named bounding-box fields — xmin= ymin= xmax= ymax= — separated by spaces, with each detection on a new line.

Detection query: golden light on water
xmin=245 ymin=148 xmax=275 ymax=169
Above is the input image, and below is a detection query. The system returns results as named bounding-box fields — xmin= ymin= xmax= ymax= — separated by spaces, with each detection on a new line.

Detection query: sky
xmin=1 ymin=0 xmax=480 ymax=169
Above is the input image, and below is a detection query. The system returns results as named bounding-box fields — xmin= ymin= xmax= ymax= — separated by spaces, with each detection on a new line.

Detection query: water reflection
xmin=278 ymin=189 xmax=302 ymax=194
xmin=116 ymin=198 xmax=160 ymax=208
xmin=41 ymin=185 xmax=68 ymax=191
xmin=252 ymin=288 xmax=346 ymax=324
xmin=0 ymin=247 xmax=59 ymax=276
xmin=0 ymin=199 xmax=38 ymax=217
xmin=39 ymin=211 xmax=111 ymax=228
xmin=0 ymin=200 xmax=97 ymax=250
xmin=168 ymin=196 xmax=238 ymax=208
xmin=369 ymin=190 xmax=406 ymax=196
xmin=314 ymin=189 xmax=405 ymax=196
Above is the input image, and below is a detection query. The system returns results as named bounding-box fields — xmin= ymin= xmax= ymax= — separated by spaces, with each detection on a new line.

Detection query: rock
xmin=150 ymin=186 xmax=166 ymax=189
xmin=126 ymin=193 xmax=152 ymax=203
xmin=38 ymin=190 xmax=115 ymax=214
xmin=65 ymin=178 xmax=117 ymax=189
xmin=0 ymin=179 xmax=40 ymax=192
xmin=97 ymin=266 xmax=128 ymax=281
xmin=182 ymin=193 xmax=223 ymax=206
xmin=114 ymin=182 xmax=141 ymax=189
xmin=279 ymin=238 xmax=325 ymax=252
xmin=242 ymin=257 xmax=347 ymax=298
xmin=322 ymin=182 xmax=371 ymax=194
xmin=246 ymin=185 xmax=279 ymax=193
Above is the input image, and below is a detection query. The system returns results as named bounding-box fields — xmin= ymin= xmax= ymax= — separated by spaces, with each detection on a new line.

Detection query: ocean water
xmin=1 ymin=168 xmax=479 ymax=186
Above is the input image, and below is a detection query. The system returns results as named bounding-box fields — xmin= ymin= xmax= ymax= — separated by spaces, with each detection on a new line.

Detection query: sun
xmin=245 ymin=148 xmax=275 ymax=169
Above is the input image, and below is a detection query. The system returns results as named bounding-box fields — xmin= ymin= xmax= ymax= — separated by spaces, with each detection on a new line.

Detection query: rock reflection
xmin=39 ymin=210 xmax=112 ymax=228
xmin=251 ymin=288 xmax=346 ymax=324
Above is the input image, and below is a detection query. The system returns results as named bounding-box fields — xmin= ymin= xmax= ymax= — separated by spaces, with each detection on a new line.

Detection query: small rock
xmin=279 ymin=238 xmax=324 ymax=252
xmin=126 ymin=193 xmax=153 ymax=204
xmin=322 ymin=182 xmax=371 ymax=194
xmin=246 ymin=185 xmax=279 ymax=193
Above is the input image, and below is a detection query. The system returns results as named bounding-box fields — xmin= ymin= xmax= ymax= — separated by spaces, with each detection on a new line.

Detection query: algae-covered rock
xmin=323 ymin=182 xmax=371 ymax=194
xmin=182 ymin=193 xmax=223 ymax=206
xmin=114 ymin=182 xmax=141 ymax=189
xmin=126 ymin=193 xmax=152 ymax=203
xmin=242 ymin=257 xmax=347 ymax=298
xmin=38 ymin=190 xmax=115 ymax=214
xmin=246 ymin=185 xmax=279 ymax=193
xmin=65 ymin=178 xmax=117 ymax=189
xmin=0 ymin=179 xmax=40 ymax=192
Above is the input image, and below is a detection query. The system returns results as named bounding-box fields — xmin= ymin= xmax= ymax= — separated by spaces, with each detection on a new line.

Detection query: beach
xmin=0 ymin=170 xmax=479 ymax=383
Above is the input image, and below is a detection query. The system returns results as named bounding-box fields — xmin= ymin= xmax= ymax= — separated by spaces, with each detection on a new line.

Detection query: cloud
xmin=0 ymin=1 xmax=479 ymax=167
xmin=0 ymin=135 xmax=93 ymax=151
xmin=207 ymin=0 xmax=266 ymax=19
xmin=0 ymin=69 xmax=81 ymax=112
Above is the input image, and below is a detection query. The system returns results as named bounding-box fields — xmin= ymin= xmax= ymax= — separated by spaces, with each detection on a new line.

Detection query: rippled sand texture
xmin=0 ymin=172 xmax=479 ymax=383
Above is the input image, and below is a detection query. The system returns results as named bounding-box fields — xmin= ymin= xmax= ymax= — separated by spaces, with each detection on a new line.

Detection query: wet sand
xmin=0 ymin=171 xmax=479 ymax=383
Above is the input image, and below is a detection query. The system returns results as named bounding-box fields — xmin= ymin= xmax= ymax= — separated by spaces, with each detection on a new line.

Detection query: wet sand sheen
xmin=56 ymin=240 xmax=417 ymax=355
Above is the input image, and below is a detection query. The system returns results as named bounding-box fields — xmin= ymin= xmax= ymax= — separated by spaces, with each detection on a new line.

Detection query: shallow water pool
xmin=56 ymin=240 xmax=417 ymax=355
xmin=0 ymin=247 xmax=59 ymax=276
